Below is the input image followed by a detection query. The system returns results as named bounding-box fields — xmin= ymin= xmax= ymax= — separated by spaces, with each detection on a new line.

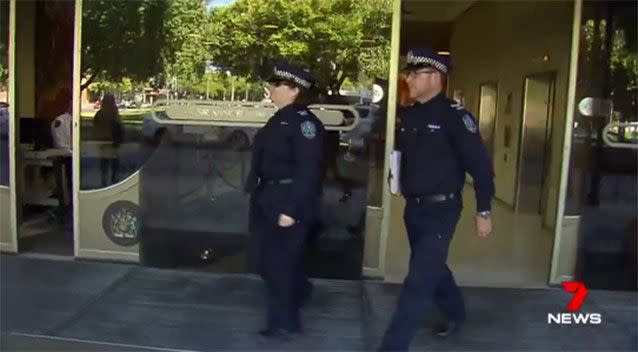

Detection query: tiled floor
xmin=447 ymin=187 xmax=555 ymax=288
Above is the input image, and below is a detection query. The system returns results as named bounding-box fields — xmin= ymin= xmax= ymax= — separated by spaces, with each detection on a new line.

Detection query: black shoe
xmin=258 ymin=328 xmax=293 ymax=340
xmin=432 ymin=321 xmax=462 ymax=338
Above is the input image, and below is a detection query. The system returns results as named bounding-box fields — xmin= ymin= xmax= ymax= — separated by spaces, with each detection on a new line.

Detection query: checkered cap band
xmin=406 ymin=51 xmax=448 ymax=73
xmin=273 ymin=67 xmax=312 ymax=88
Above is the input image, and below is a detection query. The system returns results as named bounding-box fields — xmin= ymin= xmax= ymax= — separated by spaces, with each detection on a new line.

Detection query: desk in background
xmin=19 ymin=145 xmax=72 ymax=208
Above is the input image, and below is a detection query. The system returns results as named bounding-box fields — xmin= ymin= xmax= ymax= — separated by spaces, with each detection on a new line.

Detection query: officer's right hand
xmin=278 ymin=214 xmax=295 ymax=228
xmin=476 ymin=216 xmax=492 ymax=238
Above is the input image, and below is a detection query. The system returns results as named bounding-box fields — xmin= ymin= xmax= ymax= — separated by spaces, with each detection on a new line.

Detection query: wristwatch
xmin=477 ymin=210 xmax=491 ymax=219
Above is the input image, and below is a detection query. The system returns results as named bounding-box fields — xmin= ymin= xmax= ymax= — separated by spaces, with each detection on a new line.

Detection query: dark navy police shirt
xmin=249 ymin=103 xmax=325 ymax=220
xmin=397 ymin=93 xmax=495 ymax=212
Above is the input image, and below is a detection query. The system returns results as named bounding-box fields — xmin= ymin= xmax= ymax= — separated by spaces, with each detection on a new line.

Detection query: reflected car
xmin=339 ymin=102 xmax=382 ymax=152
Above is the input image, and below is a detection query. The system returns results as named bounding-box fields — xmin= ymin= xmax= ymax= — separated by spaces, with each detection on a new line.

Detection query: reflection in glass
xmin=80 ymin=0 xmax=392 ymax=278
xmin=566 ymin=1 xmax=637 ymax=290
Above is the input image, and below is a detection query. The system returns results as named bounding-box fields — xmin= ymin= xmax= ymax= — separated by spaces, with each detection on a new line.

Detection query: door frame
xmin=3 ymin=0 xmax=18 ymax=253
xmin=370 ymin=0 xmax=402 ymax=278
xmin=72 ymin=0 xmax=83 ymax=257
xmin=549 ymin=0 xmax=582 ymax=285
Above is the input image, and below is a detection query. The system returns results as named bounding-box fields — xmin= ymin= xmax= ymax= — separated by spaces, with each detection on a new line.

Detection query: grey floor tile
xmin=362 ymin=282 xmax=637 ymax=351
xmin=52 ymin=269 xmax=366 ymax=351
xmin=2 ymin=255 xmax=636 ymax=352
xmin=0 ymin=255 xmax=134 ymax=334
xmin=0 ymin=332 xmax=170 ymax=352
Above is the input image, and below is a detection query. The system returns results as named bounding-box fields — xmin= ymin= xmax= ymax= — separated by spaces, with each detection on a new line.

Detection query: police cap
xmin=402 ymin=48 xmax=450 ymax=74
xmin=266 ymin=62 xmax=315 ymax=89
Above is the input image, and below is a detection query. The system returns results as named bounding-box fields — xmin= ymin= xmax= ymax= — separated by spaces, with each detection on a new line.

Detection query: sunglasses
xmin=404 ymin=69 xmax=438 ymax=78
xmin=267 ymin=80 xmax=293 ymax=87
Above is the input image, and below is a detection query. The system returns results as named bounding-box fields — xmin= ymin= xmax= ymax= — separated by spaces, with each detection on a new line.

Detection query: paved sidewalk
xmin=1 ymin=254 xmax=636 ymax=351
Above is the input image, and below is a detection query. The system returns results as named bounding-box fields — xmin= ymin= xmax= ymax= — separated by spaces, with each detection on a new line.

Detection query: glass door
xmin=557 ymin=0 xmax=637 ymax=290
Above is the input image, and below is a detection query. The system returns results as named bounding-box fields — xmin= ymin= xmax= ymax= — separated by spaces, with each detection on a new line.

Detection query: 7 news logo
xmin=547 ymin=281 xmax=602 ymax=325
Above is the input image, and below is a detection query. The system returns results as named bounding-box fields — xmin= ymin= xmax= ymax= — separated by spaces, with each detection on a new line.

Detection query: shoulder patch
xmin=462 ymin=114 xmax=478 ymax=133
xmin=297 ymin=109 xmax=309 ymax=116
xmin=300 ymin=120 xmax=316 ymax=139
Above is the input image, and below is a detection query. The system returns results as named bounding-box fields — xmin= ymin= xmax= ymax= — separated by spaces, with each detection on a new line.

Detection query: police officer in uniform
xmin=379 ymin=48 xmax=495 ymax=351
xmin=246 ymin=62 xmax=325 ymax=339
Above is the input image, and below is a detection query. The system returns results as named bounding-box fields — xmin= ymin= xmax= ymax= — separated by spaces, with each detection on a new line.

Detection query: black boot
xmin=432 ymin=320 xmax=462 ymax=338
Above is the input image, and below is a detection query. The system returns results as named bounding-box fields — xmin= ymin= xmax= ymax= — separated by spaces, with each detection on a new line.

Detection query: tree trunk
xmin=80 ymin=73 xmax=96 ymax=91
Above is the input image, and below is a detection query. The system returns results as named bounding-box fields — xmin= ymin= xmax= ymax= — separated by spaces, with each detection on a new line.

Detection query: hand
xmin=278 ymin=214 xmax=295 ymax=228
xmin=476 ymin=216 xmax=492 ymax=238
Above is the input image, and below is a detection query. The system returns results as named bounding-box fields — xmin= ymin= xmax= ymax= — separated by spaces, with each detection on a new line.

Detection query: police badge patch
xmin=462 ymin=114 xmax=477 ymax=133
xmin=301 ymin=121 xmax=316 ymax=139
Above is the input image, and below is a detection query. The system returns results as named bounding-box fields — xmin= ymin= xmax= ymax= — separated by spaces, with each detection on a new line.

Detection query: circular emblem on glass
xmin=102 ymin=201 xmax=140 ymax=246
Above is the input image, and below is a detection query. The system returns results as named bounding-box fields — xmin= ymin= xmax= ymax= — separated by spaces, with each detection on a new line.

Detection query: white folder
xmin=389 ymin=150 xmax=401 ymax=195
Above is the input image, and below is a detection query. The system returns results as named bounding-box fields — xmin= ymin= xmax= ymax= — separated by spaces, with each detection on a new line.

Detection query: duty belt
xmin=410 ymin=192 xmax=457 ymax=204
xmin=263 ymin=178 xmax=293 ymax=185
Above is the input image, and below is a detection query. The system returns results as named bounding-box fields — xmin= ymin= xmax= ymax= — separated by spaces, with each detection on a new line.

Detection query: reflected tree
xmin=208 ymin=0 xmax=392 ymax=94
xmin=81 ymin=0 xmax=170 ymax=91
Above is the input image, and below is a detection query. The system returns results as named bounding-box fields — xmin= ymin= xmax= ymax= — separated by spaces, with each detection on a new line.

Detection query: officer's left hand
xmin=278 ymin=214 xmax=295 ymax=228
xmin=476 ymin=216 xmax=492 ymax=238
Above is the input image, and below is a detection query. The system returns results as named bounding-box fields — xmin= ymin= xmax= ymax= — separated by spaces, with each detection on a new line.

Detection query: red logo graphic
xmin=562 ymin=281 xmax=588 ymax=312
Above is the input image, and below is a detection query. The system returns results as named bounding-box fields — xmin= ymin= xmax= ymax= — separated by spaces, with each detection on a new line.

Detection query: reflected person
xmin=93 ymin=92 xmax=124 ymax=187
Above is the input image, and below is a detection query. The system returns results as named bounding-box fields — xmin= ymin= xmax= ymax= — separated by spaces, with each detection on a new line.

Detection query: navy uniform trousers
xmin=253 ymin=184 xmax=313 ymax=331
xmin=380 ymin=196 xmax=466 ymax=351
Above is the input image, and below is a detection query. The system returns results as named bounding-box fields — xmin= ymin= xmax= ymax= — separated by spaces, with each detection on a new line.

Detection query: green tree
xmin=208 ymin=0 xmax=392 ymax=93
xmin=89 ymin=77 xmax=135 ymax=97
xmin=582 ymin=16 xmax=637 ymax=119
xmin=81 ymin=0 xmax=169 ymax=91
xmin=194 ymin=72 xmax=226 ymax=98
xmin=163 ymin=0 xmax=210 ymax=92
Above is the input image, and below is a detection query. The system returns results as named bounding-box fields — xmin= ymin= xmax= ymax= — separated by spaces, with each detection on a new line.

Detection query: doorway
xmin=383 ymin=0 xmax=574 ymax=288
xmin=70 ymin=0 xmax=394 ymax=280
xmin=554 ymin=0 xmax=638 ymax=291
xmin=14 ymin=0 xmax=74 ymax=257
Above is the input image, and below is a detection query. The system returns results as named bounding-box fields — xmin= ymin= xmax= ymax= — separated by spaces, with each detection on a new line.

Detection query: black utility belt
xmin=407 ymin=192 xmax=458 ymax=204
xmin=262 ymin=178 xmax=293 ymax=185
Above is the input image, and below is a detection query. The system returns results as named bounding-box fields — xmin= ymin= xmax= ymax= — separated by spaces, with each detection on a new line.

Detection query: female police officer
xmin=379 ymin=48 xmax=495 ymax=351
xmin=246 ymin=62 xmax=325 ymax=339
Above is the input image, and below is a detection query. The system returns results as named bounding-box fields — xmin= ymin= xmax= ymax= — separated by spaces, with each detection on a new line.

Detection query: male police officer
xmin=246 ymin=62 xmax=324 ymax=339
xmin=379 ymin=48 xmax=495 ymax=351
